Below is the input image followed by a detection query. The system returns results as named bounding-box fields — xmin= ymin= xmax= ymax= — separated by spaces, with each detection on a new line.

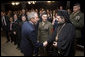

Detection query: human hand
xmin=37 ymin=40 xmax=39 ymax=42
xmin=43 ymin=41 xmax=48 ymax=47
xmin=13 ymin=31 xmax=16 ymax=35
xmin=53 ymin=41 xmax=57 ymax=47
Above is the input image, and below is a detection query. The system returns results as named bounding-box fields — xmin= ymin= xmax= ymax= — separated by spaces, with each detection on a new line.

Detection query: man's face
xmin=1 ymin=12 xmax=5 ymax=16
xmin=56 ymin=16 xmax=65 ymax=24
xmin=33 ymin=14 xmax=39 ymax=24
xmin=47 ymin=10 xmax=49 ymax=13
xmin=42 ymin=14 xmax=47 ymax=22
xmin=60 ymin=6 xmax=63 ymax=10
xmin=14 ymin=15 xmax=17 ymax=20
xmin=9 ymin=17 xmax=13 ymax=22
xmin=73 ymin=6 xmax=80 ymax=13
xmin=22 ymin=9 xmax=25 ymax=14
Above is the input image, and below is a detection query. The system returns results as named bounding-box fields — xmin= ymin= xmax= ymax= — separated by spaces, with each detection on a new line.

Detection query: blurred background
xmin=1 ymin=0 xmax=84 ymax=56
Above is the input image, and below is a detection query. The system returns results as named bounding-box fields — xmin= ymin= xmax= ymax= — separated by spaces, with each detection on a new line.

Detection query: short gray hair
xmin=27 ymin=11 xmax=37 ymax=20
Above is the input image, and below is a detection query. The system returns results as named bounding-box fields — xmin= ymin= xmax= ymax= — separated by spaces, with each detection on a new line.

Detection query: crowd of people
xmin=1 ymin=3 xmax=84 ymax=56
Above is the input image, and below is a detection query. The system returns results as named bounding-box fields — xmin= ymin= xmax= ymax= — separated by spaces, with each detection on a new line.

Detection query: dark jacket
xmin=1 ymin=16 xmax=10 ymax=31
xmin=70 ymin=11 xmax=84 ymax=38
xmin=38 ymin=21 xmax=53 ymax=43
xmin=20 ymin=21 xmax=43 ymax=56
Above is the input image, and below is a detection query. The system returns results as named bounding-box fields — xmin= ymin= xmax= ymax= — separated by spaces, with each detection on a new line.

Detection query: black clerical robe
xmin=48 ymin=23 xmax=75 ymax=56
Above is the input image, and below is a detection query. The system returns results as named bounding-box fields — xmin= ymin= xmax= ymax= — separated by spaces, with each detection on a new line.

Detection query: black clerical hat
xmin=57 ymin=10 xmax=71 ymax=23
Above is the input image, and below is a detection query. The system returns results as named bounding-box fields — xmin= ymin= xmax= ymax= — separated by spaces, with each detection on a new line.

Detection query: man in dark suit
xmin=12 ymin=14 xmax=21 ymax=48
xmin=20 ymin=11 xmax=46 ymax=56
xmin=1 ymin=11 xmax=10 ymax=42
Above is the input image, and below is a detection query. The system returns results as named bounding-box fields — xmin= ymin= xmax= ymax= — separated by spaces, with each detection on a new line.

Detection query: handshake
xmin=43 ymin=41 xmax=57 ymax=47
xmin=43 ymin=41 xmax=48 ymax=47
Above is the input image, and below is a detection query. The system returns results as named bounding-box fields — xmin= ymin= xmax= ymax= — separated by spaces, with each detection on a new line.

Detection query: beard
xmin=58 ymin=21 xmax=65 ymax=25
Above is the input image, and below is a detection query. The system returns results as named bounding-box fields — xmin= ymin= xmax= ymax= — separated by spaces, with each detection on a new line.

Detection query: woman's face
xmin=9 ymin=17 xmax=13 ymax=22
xmin=22 ymin=16 xmax=26 ymax=22
xmin=42 ymin=14 xmax=47 ymax=22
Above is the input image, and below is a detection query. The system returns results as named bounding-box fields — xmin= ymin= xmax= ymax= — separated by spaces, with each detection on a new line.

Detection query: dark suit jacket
xmin=20 ymin=21 xmax=43 ymax=56
xmin=1 ymin=16 xmax=10 ymax=31
xmin=12 ymin=19 xmax=21 ymax=36
xmin=12 ymin=19 xmax=21 ymax=45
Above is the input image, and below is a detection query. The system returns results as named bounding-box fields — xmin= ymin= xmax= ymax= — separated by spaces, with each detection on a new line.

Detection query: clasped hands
xmin=43 ymin=41 xmax=57 ymax=47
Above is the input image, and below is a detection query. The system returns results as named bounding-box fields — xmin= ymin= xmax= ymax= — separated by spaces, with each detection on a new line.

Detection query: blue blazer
xmin=20 ymin=21 xmax=43 ymax=56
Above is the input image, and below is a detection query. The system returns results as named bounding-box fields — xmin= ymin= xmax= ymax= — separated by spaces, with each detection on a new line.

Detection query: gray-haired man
xmin=20 ymin=11 xmax=46 ymax=56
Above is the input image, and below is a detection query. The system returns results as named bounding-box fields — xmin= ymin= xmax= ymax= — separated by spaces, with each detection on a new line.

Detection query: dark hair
xmin=21 ymin=15 xmax=26 ymax=18
xmin=57 ymin=10 xmax=71 ymax=23
xmin=41 ymin=12 xmax=47 ymax=17
xmin=74 ymin=3 xmax=80 ymax=7
xmin=9 ymin=17 xmax=14 ymax=21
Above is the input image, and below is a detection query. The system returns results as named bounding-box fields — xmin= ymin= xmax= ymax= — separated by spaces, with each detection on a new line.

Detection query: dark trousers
xmin=13 ymin=34 xmax=17 ymax=45
xmin=17 ymin=34 xmax=21 ymax=48
xmin=6 ymin=30 xmax=10 ymax=41
xmin=21 ymin=48 xmax=33 ymax=56
xmin=34 ymin=47 xmax=39 ymax=56
xmin=14 ymin=33 xmax=21 ymax=48
xmin=2 ymin=26 xmax=10 ymax=41
xmin=9 ymin=31 xmax=14 ymax=42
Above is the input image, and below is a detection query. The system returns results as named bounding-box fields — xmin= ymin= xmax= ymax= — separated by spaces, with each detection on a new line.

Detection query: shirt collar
xmin=29 ymin=21 xmax=34 ymax=25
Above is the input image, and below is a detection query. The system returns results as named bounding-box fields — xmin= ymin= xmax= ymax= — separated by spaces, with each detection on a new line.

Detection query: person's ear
xmin=79 ymin=7 xmax=80 ymax=10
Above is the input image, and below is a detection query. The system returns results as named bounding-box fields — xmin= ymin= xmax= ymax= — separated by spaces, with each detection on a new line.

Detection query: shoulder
xmin=79 ymin=11 xmax=84 ymax=14
xmin=66 ymin=23 xmax=75 ymax=29
xmin=79 ymin=12 xmax=84 ymax=16
xmin=39 ymin=22 xmax=42 ymax=26
xmin=66 ymin=23 xmax=73 ymax=27
xmin=22 ymin=21 xmax=30 ymax=27
xmin=70 ymin=12 xmax=74 ymax=16
xmin=23 ymin=21 xmax=34 ymax=30
xmin=47 ymin=21 xmax=52 ymax=25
